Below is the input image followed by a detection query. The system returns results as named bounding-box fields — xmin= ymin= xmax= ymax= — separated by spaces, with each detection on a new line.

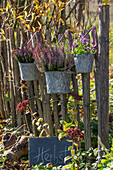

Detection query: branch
xmin=66 ymin=1 xmax=79 ymax=21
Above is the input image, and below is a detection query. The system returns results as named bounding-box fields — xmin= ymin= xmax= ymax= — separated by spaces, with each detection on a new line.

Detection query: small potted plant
xmin=14 ymin=44 xmax=38 ymax=81
xmin=71 ymin=26 xmax=97 ymax=73
xmin=31 ymin=41 xmax=74 ymax=94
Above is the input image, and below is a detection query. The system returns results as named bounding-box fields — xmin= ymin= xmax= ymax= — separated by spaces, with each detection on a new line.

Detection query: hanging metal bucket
xmin=19 ymin=63 xmax=38 ymax=81
xmin=74 ymin=54 xmax=94 ymax=73
xmin=45 ymin=71 xmax=71 ymax=94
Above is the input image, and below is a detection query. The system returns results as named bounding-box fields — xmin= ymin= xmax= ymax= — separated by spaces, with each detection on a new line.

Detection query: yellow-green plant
xmin=58 ymin=120 xmax=84 ymax=170
xmin=97 ymin=137 xmax=113 ymax=169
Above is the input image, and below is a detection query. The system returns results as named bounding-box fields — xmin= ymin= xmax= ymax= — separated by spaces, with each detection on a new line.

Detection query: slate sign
xmin=29 ymin=137 xmax=72 ymax=167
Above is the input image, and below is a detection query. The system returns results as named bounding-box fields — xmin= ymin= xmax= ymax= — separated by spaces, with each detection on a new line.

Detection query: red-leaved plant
xmin=66 ymin=128 xmax=84 ymax=142
xmin=17 ymin=100 xmax=30 ymax=113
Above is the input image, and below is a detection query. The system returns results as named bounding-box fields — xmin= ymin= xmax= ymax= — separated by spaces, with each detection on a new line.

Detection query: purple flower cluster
xmin=30 ymin=41 xmax=74 ymax=72
xmin=72 ymin=34 xmax=94 ymax=55
xmin=78 ymin=34 xmax=89 ymax=44
xmin=66 ymin=128 xmax=84 ymax=142
xmin=17 ymin=100 xmax=30 ymax=113
xmin=109 ymin=114 xmax=113 ymax=122
xmin=72 ymin=26 xmax=98 ymax=55
xmin=15 ymin=44 xmax=34 ymax=63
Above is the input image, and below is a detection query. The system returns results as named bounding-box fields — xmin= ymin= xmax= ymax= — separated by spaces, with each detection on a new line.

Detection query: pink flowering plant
xmin=30 ymin=41 xmax=74 ymax=72
xmin=14 ymin=44 xmax=34 ymax=63
xmin=71 ymin=26 xmax=97 ymax=56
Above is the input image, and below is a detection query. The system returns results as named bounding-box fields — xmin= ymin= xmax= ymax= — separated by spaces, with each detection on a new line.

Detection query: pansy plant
xmin=71 ymin=26 xmax=98 ymax=56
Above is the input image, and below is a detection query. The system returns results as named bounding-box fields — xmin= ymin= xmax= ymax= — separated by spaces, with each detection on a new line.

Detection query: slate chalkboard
xmin=29 ymin=137 xmax=73 ymax=167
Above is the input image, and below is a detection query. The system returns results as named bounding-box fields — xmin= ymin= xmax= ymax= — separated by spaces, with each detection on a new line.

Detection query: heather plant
xmin=14 ymin=44 xmax=34 ymax=63
xmin=30 ymin=41 xmax=74 ymax=72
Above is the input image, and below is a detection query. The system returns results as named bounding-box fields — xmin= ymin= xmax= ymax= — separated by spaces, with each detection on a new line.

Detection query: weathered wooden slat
xmin=19 ymin=31 xmax=28 ymax=101
xmin=24 ymin=111 xmax=32 ymax=133
xmin=81 ymin=30 xmax=91 ymax=150
xmin=2 ymin=38 xmax=10 ymax=118
xmin=51 ymin=94 xmax=59 ymax=136
xmin=33 ymin=81 xmax=43 ymax=118
xmin=0 ymin=34 xmax=5 ymax=118
xmin=0 ymin=62 xmax=5 ymax=118
xmin=82 ymin=73 xmax=91 ymax=150
xmin=58 ymin=34 xmax=68 ymax=121
xmin=91 ymin=28 xmax=99 ymax=111
xmin=98 ymin=5 xmax=109 ymax=150
xmin=27 ymin=81 xmax=39 ymax=136
xmin=10 ymin=28 xmax=22 ymax=127
xmin=43 ymin=74 xmax=53 ymax=136
xmin=38 ymin=72 xmax=53 ymax=136
xmin=28 ymin=31 xmax=43 ymax=119
xmin=60 ymin=94 xmax=67 ymax=121
xmin=6 ymin=29 xmax=16 ymax=127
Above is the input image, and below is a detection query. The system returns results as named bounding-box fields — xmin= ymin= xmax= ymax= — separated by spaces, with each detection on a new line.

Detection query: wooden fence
xmin=0 ymin=3 xmax=110 ymax=153
xmin=0 ymin=27 xmax=80 ymax=136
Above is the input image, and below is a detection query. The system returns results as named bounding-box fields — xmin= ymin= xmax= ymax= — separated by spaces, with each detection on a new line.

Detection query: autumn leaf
xmin=85 ymin=2 xmax=89 ymax=6
xmin=102 ymin=0 xmax=112 ymax=5
xmin=1 ymin=28 xmax=5 ymax=34
xmin=70 ymin=23 xmax=74 ymax=32
xmin=6 ymin=1 xmax=11 ymax=11
xmin=48 ymin=163 xmax=53 ymax=167
xmin=52 ymin=0 xmax=58 ymax=7
xmin=66 ymin=0 xmax=72 ymax=6
xmin=0 ymin=120 xmax=7 ymax=124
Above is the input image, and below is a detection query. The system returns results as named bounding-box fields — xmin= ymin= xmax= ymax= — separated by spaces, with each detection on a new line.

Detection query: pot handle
xmin=57 ymin=26 xmax=98 ymax=51
xmin=57 ymin=29 xmax=73 ymax=47
xmin=82 ymin=26 xmax=98 ymax=51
